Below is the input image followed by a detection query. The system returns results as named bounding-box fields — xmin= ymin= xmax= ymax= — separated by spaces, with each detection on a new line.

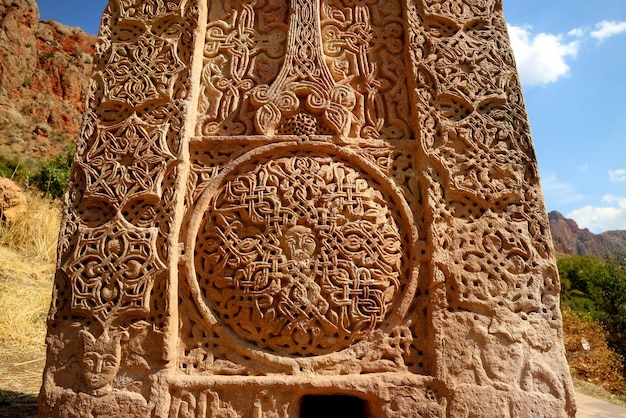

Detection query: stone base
xmin=167 ymin=374 xmax=445 ymax=418
xmin=163 ymin=373 xmax=573 ymax=418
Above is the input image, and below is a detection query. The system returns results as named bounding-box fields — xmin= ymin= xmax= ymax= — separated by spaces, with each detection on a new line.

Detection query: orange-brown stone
xmin=40 ymin=1 xmax=576 ymax=417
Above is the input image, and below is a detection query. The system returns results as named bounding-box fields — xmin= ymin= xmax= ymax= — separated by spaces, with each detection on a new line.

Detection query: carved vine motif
xmin=116 ymin=0 xmax=186 ymax=19
xmin=196 ymin=0 xmax=289 ymax=136
xmin=197 ymin=0 xmax=413 ymax=139
xmin=321 ymin=0 xmax=412 ymax=139
xmin=192 ymin=153 xmax=404 ymax=356
xmin=419 ymin=0 xmax=494 ymax=20
xmin=251 ymin=0 xmax=358 ymax=136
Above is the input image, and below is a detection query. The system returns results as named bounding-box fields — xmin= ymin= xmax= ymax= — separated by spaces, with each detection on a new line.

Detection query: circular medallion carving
xmin=189 ymin=147 xmax=409 ymax=356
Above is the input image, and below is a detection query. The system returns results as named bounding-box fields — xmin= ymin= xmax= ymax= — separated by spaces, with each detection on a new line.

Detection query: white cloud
xmin=541 ymin=174 xmax=585 ymax=205
xmin=568 ymin=27 xmax=586 ymax=37
xmin=567 ymin=196 xmax=626 ymax=233
xmin=591 ymin=21 xmax=626 ymax=40
xmin=609 ymin=169 xmax=626 ymax=183
xmin=507 ymin=24 xmax=579 ymax=86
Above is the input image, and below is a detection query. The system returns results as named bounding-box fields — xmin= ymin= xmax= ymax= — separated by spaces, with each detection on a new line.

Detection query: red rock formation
xmin=0 ymin=0 xmax=95 ymax=163
xmin=549 ymin=211 xmax=626 ymax=260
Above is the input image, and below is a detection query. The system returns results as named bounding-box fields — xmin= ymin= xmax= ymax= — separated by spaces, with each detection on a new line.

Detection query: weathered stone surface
xmin=0 ymin=177 xmax=26 ymax=222
xmin=40 ymin=0 xmax=575 ymax=416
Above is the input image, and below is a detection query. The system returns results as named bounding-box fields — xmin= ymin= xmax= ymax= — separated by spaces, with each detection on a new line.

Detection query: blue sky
xmin=38 ymin=1 xmax=626 ymax=233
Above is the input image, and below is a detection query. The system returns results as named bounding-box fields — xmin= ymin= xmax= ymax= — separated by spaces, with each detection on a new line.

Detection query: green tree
xmin=558 ymin=255 xmax=626 ymax=372
xmin=589 ymin=260 xmax=626 ymax=358
xmin=558 ymin=255 xmax=605 ymax=314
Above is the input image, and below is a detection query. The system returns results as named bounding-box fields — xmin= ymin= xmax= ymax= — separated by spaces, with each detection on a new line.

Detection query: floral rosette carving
xmin=192 ymin=153 xmax=405 ymax=356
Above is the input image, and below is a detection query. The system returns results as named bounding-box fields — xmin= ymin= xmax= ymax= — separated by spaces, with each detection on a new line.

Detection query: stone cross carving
xmin=251 ymin=0 xmax=356 ymax=136
xmin=40 ymin=0 xmax=576 ymax=417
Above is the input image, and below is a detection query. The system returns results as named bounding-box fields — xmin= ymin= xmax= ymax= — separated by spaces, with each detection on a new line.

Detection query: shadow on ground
xmin=0 ymin=390 xmax=38 ymax=418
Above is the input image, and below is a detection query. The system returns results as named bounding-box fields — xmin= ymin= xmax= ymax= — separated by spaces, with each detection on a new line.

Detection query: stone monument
xmin=40 ymin=0 xmax=576 ymax=416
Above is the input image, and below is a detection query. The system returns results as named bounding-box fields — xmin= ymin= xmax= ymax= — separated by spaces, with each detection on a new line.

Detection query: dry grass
xmin=0 ymin=263 xmax=50 ymax=396
xmin=562 ymin=308 xmax=626 ymax=394
xmin=0 ymin=191 xmax=61 ymax=263
xmin=0 ymin=192 xmax=58 ymax=400
xmin=0 ymin=259 xmax=44 ymax=415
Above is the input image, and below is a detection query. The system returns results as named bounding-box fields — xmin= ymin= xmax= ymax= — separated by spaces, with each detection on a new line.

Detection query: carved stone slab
xmin=40 ymin=0 xmax=576 ymax=417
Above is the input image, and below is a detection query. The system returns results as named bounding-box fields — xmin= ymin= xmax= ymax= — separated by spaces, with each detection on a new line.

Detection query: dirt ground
xmin=0 ymin=348 xmax=44 ymax=417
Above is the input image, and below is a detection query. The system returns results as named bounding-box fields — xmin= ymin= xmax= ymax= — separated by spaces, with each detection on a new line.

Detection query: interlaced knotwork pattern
xmin=193 ymin=154 xmax=404 ymax=356
xmin=321 ymin=0 xmax=412 ymax=139
xmin=63 ymin=218 xmax=166 ymax=321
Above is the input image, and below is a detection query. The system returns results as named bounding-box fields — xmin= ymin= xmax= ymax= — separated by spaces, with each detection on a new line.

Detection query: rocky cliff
xmin=549 ymin=211 xmax=626 ymax=260
xmin=0 ymin=0 xmax=96 ymax=164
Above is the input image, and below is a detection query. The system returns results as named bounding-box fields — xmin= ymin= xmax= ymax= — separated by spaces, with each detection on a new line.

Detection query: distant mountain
xmin=0 ymin=0 xmax=96 ymax=164
xmin=549 ymin=211 xmax=626 ymax=260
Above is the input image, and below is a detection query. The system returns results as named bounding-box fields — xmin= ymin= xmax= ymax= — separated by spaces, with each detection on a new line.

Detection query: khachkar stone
xmin=39 ymin=0 xmax=576 ymax=417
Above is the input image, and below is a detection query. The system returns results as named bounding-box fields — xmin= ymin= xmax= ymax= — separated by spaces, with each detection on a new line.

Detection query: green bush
xmin=31 ymin=146 xmax=75 ymax=199
xmin=39 ymin=52 xmax=55 ymax=63
xmin=590 ymin=260 xmax=626 ymax=359
xmin=558 ymin=255 xmax=626 ymax=378
xmin=558 ymin=255 xmax=606 ymax=315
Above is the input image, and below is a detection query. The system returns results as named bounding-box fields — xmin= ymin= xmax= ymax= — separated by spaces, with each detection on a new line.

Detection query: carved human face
xmin=81 ymin=351 xmax=121 ymax=390
xmin=79 ymin=330 xmax=123 ymax=390
xmin=283 ymin=225 xmax=316 ymax=264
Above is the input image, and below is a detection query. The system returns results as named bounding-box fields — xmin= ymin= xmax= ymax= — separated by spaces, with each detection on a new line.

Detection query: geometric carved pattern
xmin=192 ymin=153 xmax=404 ymax=356
xmin=102 ymin=37 xmax=186 ymax=107
xmin=81 ymin=115 xmax=175 ymax=202
xmin=63 ymin=219 xmax=166 ymax=322
xmin=442 ymin=214 xmax=549 ymax=314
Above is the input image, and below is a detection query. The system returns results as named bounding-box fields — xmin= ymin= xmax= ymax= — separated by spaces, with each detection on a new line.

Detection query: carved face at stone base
xmin=79 ymin=329 xmax=125 ymax=391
